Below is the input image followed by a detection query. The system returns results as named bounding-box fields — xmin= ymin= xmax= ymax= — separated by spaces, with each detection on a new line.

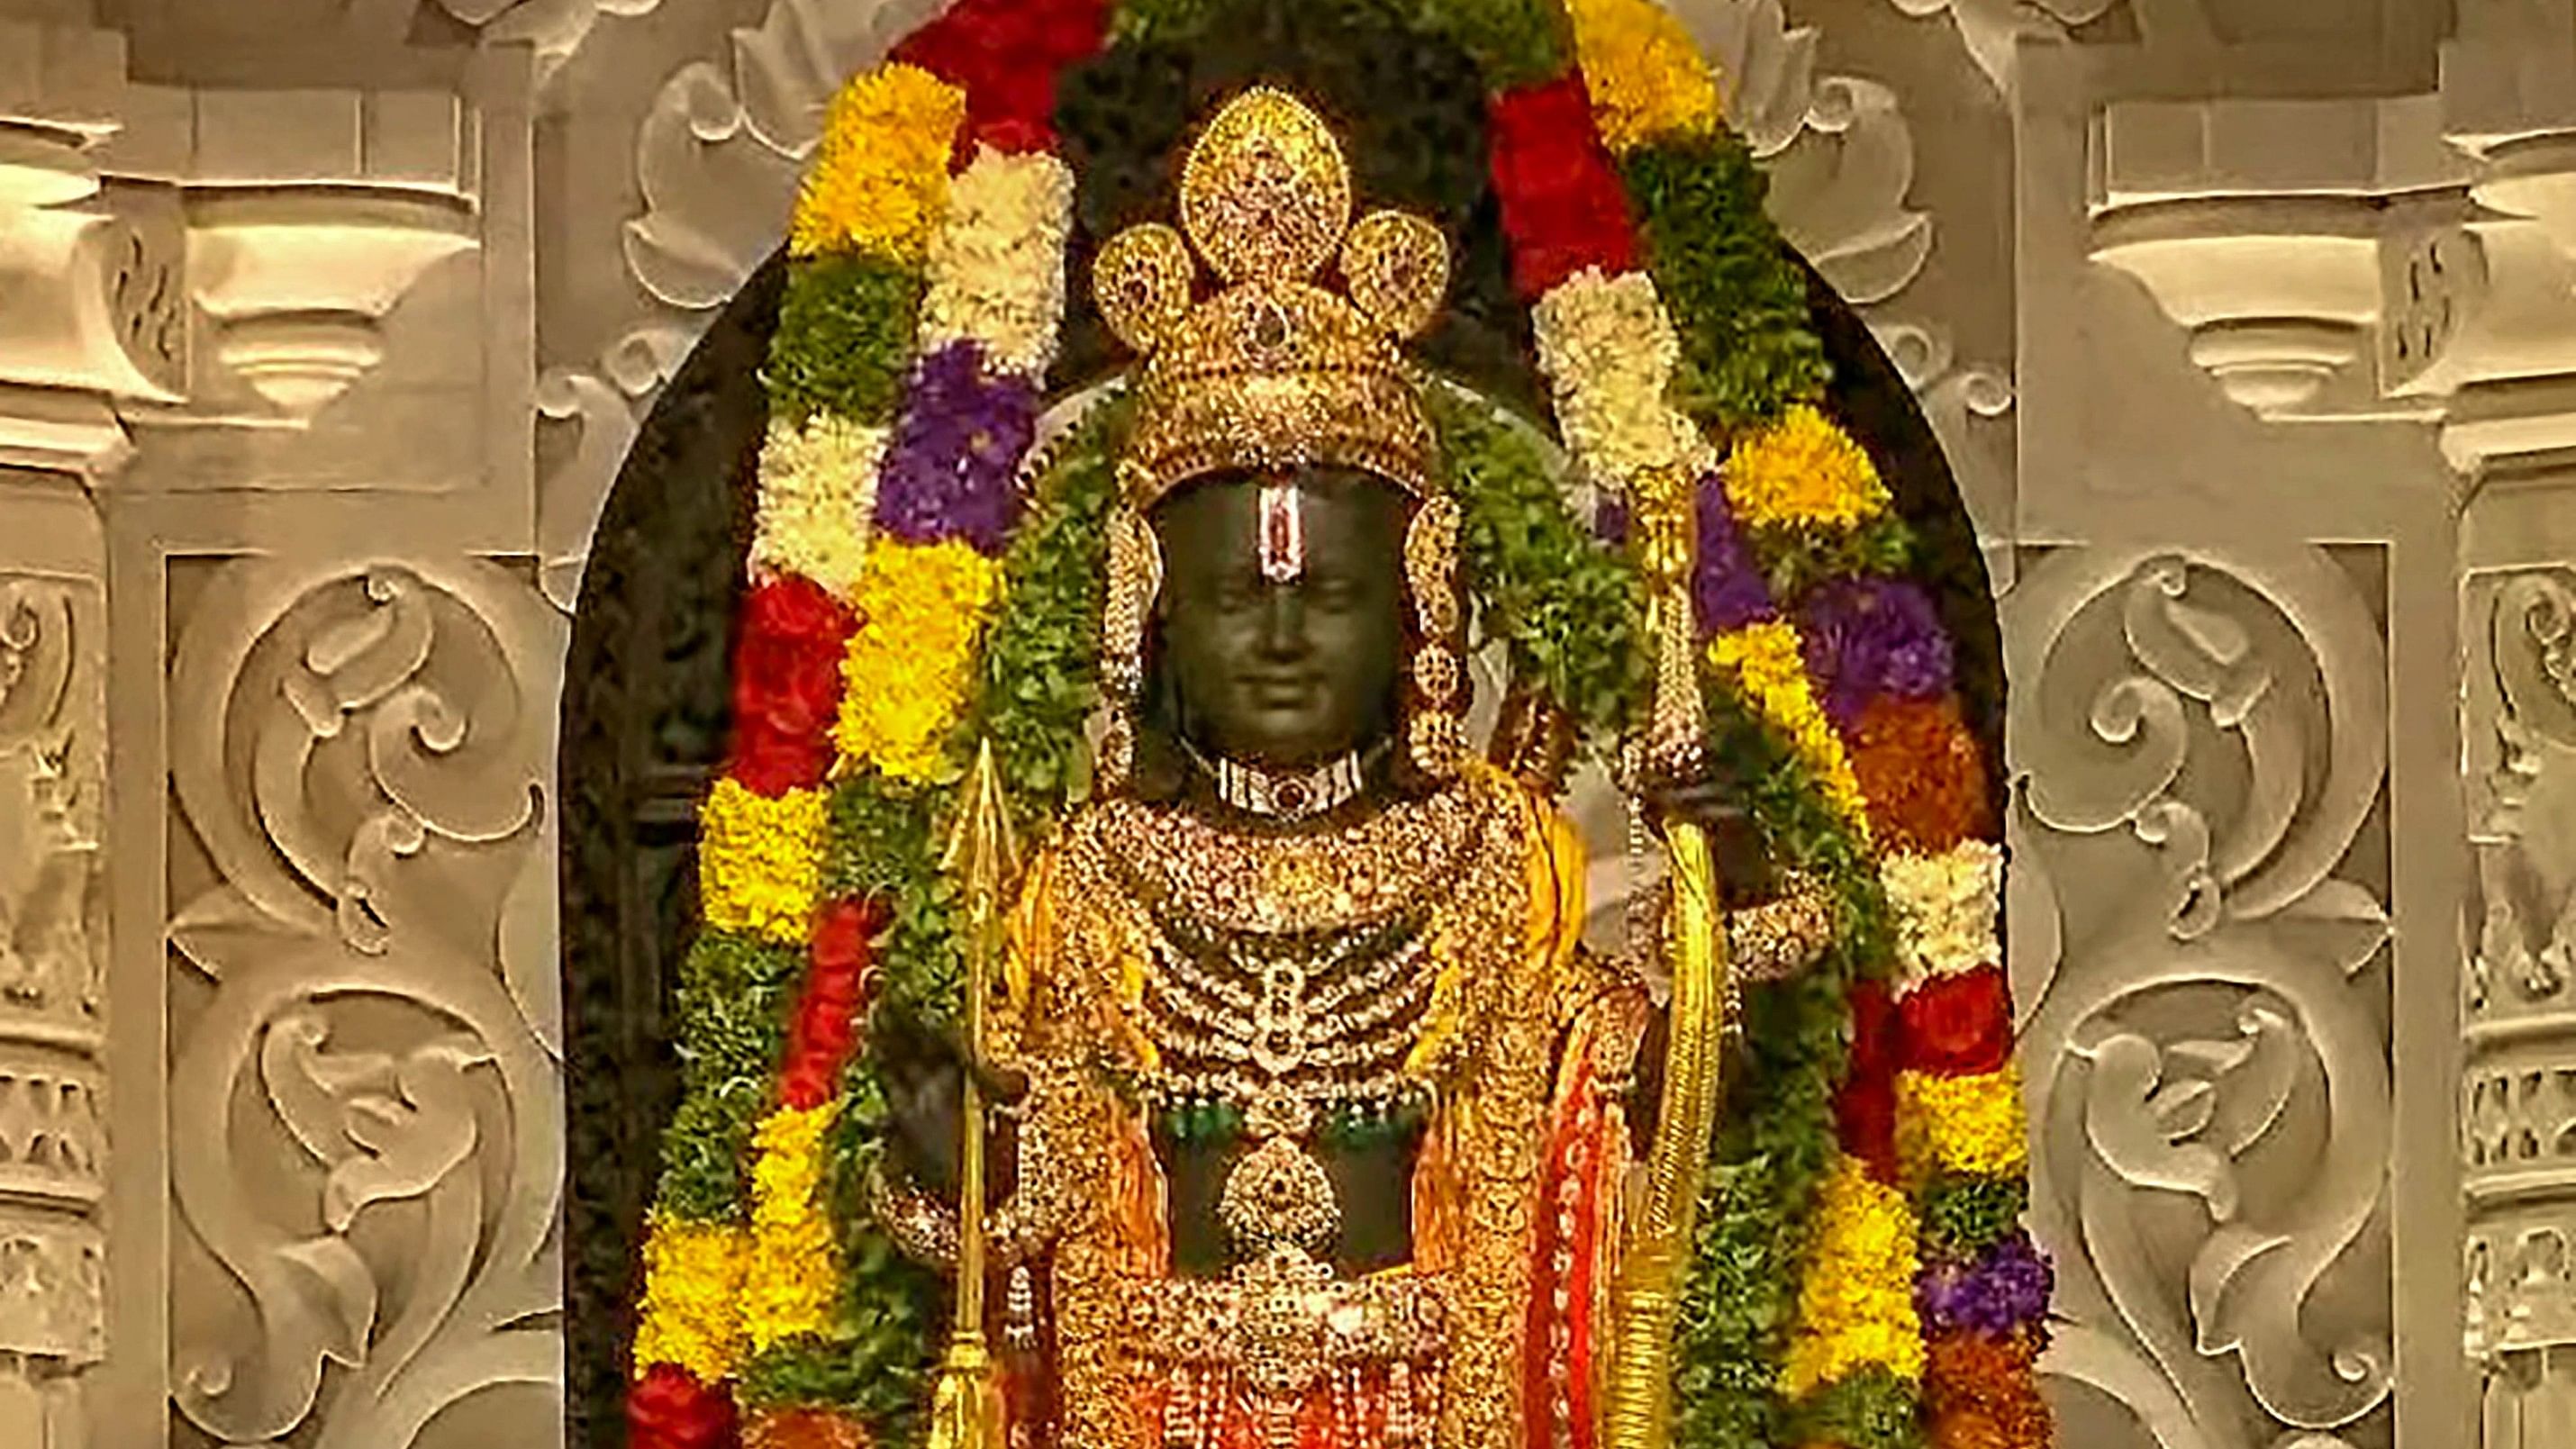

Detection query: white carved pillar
xmin=2413 ymin=8 xmax=2576 ymax=1437
xmin=2027 ymin=25 xmax=2473 ymax=1447
xmin=0 ymin=14 xmax=136 ymax=1448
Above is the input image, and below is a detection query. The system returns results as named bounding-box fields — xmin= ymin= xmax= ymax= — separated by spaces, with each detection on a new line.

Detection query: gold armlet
xmin=1727 ymin=874 xmax=1834 ymax=982
xmin=865 ymin=1161 xmax=1069 ymax=1272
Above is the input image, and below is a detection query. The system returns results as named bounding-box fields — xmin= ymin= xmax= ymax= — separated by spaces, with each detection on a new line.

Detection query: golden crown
xmin=1093 ymin=87 xmax=1450 ymax=512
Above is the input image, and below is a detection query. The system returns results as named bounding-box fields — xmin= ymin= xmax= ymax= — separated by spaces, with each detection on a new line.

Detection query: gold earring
xmin=1099 ymin=505 xmax=1162 ymax=792
xmin=1403 ymin=498 xmax=1465 ymax=776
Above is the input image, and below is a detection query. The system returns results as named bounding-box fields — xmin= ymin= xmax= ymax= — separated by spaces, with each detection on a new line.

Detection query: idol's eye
xmin=1211 ymin=573 xmax=1264 ymax=611
xmin=1302 ymin=575 xmax=1358 ymax=610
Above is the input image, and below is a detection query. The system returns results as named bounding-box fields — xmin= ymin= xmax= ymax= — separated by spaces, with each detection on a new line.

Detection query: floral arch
xmin=559 ymin=2 xmax=2039 ymax=1447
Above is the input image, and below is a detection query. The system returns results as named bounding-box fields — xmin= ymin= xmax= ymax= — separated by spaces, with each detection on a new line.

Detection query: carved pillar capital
xmin=176 ymin=88 xmax=480 ymax=421
xmin=0 ymin=16 xmax=170 ymax=485
xmin=2089 ymin=94 xmax=2464 ymax=423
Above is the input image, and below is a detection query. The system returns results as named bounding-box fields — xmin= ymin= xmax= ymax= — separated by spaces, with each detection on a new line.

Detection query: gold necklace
xmin=1093 ymin=777 xmax=1485 ymax=936
xmin=1184 ymin=738 xmax=1380 ymax=821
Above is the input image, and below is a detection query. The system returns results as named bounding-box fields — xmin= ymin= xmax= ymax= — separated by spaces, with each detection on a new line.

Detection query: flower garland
xmin=1881 ymin=841 xmax=2006 ymax=992
xmin=626 ymin=5 xmax=2052 ymax=1448
xmin=698 ymin=780 xmax=830 ymax=944
xmin=742 ymin=1102 xmax=844 ymax=1352
xmin=1705 ymin=620 xmax=1871 ymax=833
xmin=789 ymin=64 xmax=966 ymax=261
xmin=1473 ymin=7 xmax=2046 ymax=1444
xmin=1779 ymin=1154 xmax=1927 ymax=1397
xmin=753 ymin=415 xmax=885 ymax=602
xmin=1562 ymin=0 xmax=1719 ymax=153
xmin=1726 ymin=403 xmax=1893 ymax=532
xmin=629 ymin=5 xmax=1109 ymax=1441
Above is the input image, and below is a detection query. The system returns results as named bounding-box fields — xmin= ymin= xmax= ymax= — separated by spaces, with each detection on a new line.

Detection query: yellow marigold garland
xmin=1781 ymin=1154 xmax=1927 ymax=1397
xmin=920 ymin=146 xmax=1077 ymax=378
xmin=631 ymin=1217 xmax=749 ymax=1383
xmin=742 ymin=1101 xmax=844 ymax=1352
xmin=1724 ymin=403 xmax=1891 ymax=531
xmin=1707 ymin=621 xmax=1870 ymax=831
xmin=698 ymin=779 xmax=829 ymax=944
xmin=753 ymin=412 xmax=885 ymax=602
xmin=834 ymin=539 xmax=1002 ymax=781
xmin=1898 ymin=1064 xmax=2032 ymax=1178
xmin=789 ymin=63 xmax=966 ymax=261
xmin=1565 ymin=0 xmax=1724 ymax=153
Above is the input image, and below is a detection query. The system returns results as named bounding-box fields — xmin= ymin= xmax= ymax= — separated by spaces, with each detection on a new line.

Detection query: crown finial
xmin=1181 ymin=87 xmax=1352 ymax=287
xmin=1093 ymin=87 xmax=1452 ymax=511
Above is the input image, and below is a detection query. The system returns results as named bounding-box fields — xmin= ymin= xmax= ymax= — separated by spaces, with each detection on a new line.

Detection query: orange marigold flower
xmin=1926 ymin=1328 xmax=2054 ymax=1449
xmin=1846 ymin=696 xmax=1993 ymax=855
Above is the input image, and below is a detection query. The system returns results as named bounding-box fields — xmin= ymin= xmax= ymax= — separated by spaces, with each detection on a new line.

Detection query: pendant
xmin=1218 ymin=1134 xmax=1340 ymax=1258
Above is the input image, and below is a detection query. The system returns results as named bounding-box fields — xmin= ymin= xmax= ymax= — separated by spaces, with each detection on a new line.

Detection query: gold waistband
xmin=1124 ymin=1249 xmax=1447 ymax=1394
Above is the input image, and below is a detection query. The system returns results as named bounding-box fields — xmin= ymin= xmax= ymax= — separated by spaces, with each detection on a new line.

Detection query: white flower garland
xmin=1529 ymin=267 xmax=1709 ymax=493
xmin=1880 ymin=839 xmax=2006 ymax=995
xmin=918 ymin=145 xmax=1077 ymax=379
xmin=752 ymin=412 xmax=886 ymax=602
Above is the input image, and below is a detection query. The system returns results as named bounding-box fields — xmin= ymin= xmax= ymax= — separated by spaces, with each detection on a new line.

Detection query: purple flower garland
xmin=1693 ymin=472 xmax=1773 ymax=636
xmin=1915 ymin=1228 xmax=2054 ymax=1336
xmin=1796 ymin=575 xmax=1953 ymax=727
xmin=872 ymin=340 xmax=1037 ymax=556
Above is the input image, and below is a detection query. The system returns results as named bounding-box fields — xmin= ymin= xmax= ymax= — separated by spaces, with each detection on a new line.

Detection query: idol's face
xmin=1151 ymin=467 xmax=1409 ymax=769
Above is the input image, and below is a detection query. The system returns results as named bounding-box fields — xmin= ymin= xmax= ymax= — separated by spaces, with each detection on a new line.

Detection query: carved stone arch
xmin=552 ymin=224 xmax=2004 ymax=1442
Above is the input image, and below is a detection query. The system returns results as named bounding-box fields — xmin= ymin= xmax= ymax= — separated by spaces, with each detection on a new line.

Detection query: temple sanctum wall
xmin=0 ymin=0 xmax=2565 ymax=1445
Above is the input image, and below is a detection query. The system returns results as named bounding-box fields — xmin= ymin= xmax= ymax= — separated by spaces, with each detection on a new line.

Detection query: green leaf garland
xmin=1429 ymin=386 xmax=1645 ymax=744
xmin=1620 ymin=138 xmax=1831 ymax=436
xmin=767 ymin=255 xmax=926 ymax=426
xmin=652 ymin=930 xmax=806 ymax=1221
xmin=973 ymin=395 xmax=1133 ymax=813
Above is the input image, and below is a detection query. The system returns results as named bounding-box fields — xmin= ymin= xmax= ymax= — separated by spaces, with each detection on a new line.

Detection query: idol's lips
xmin=1239 ymin=675 xmax=1319 ymax=707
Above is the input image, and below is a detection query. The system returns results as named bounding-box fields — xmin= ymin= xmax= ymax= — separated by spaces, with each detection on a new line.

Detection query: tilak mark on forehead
xmin=1258 ymin=478 xmax=1304 ymax=584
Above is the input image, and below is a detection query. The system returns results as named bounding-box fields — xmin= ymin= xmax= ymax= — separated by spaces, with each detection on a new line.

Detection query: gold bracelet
xmin=1728 ymin=874 xmax=1835 ymax=982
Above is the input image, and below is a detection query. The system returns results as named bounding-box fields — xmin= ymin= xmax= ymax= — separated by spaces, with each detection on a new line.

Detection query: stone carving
xmin=429 ymin=0 xmax=666 ymax=87
xmin=162 ymin=558 xmax=565 ymax=1448
xmin=0 ymin=579 xmax=102 ymax=1047
xmin=0 ymin=571 xmax=107 ymax=1442
xmin=2463 ymin=566 xmax=2576 ymax=1439
xmin=0 ymin=1213 xmax=104 ymax=1365
xmin=1881 ymin=0 xmax=2123 ymax=94
xmin=2005 ymin=547 xmax=2396 ymax=1446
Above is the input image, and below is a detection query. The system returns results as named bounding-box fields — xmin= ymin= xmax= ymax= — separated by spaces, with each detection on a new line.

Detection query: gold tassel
xmin=923 ymin=1338 xmax=1007 ymax=1449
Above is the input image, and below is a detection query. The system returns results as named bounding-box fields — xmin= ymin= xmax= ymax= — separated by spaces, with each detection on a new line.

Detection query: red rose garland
xmin=1487 ymin=74 xmax=1638 ymax=298
xmin=896 ymin=0 xmax=1111 ymax=156
xmin=778 ymin=898 xmax=884 ymax=1111
xmin=727 ymin=575 xmax=861 ymax=797
xmin=1900 ymin=967 xmax=2015 ymax=1079
xmin=629 ymin=1363 xmax=739 ymax=1449
xmin=1837 ymin=979 xmax=1900 ymax=1184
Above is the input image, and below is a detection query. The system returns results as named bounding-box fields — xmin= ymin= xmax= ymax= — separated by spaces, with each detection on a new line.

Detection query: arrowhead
xmin=940 ymin=740 xmax=1021 ymax=920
